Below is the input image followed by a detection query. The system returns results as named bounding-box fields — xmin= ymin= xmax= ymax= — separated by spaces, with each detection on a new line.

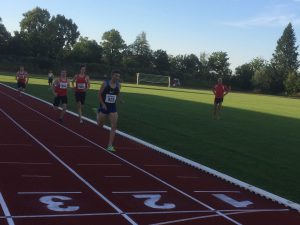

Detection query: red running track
xmin=0 ymin=83 xmax=299 ymax=225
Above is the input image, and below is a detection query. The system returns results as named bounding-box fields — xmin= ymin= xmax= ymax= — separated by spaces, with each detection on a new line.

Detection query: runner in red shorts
xmin=16 ymin=66 xmax=29 ymax=96
xmin=212 ymin=78 xmax=229 ymax=120
xmin=52 ymin=70 xmax=69 ymax=123
xmin=72 ymin=65 xmax=90 ymax=123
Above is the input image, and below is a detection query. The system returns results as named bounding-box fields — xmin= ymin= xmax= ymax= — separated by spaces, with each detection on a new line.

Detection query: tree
xmin=130 ymin=31 xmax=152 ymax=71
xmin=252 ymin=65 xmax=274 ymax=92
xmin=0 ymin=17 xmax=11 ymax=54
xmin=101 ymin=29 xmax=126 ymax=69
xmin=271 ymin=23 xmax=299 ymax=92
xmin=249 ymin=57 xmax=267 ymax=72
xmin=67 ymin=37 xmax=102 ymax=63
xmin=284 ymin=72 xmax=300 ymax=95
xmin=19 ymin=7 xmax=80 ymax=58
xmin=182 ymin=54 xmax=201 ymax=78
xmin=48 ymin=14 xmax=80 ymax=57
xmin=152 ymin=49 xmax=170 ymax=74
xmin=20 ymin=7 xmax=51 ymax=57
xmin=234 ymin=63 xmax=254 ymax=90
xmin=208 ymin=51 xmax=232 ymax=81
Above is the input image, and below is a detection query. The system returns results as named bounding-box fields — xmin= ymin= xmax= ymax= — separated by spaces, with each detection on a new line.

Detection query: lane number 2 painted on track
xmin=39 ymin=195 xmax=80 ymax=212
xmin=133 ymin=194 xmax=176 ymax=209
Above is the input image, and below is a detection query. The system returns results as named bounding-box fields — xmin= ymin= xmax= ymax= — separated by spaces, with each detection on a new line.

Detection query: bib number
xmin=59 ymin=82 xmax=68 ymax=89
xmin=77 ymin=83 xmax=86 ymax=89
xmin=105 ymin=94 xmax=117 ymax=103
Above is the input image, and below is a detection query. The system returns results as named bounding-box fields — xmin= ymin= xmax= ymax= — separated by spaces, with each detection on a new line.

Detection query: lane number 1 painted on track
xmin=133 ymin=194 xmax=176 ymax=209
xmin=213 ymin=194 xmax=253 ymax=208
xmin=39 ymin=195 xmax=80 ymax=212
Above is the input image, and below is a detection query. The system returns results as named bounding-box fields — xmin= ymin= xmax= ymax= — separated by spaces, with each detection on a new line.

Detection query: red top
xmin=214 ymin=84 xmax=228 ymax=98
xmin=75 ymin=75 xmax=88 ymax=92
xmin=16 ymin=71 xmax=28 ymax=83
xmin=55 ymin=79 xmax=68 ymax=96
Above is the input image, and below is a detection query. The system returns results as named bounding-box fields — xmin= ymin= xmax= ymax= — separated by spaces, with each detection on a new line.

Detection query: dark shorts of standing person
xmin=98 ymin=104 xmax=117 ymax=115
xmin=53 ymin=95 xmax=68 ymax=107
xmin=75 ymin=92 xmax=86 ymax=104
xmin=17 ymin=81 xmax=26 ymax=89
xmin=214 ymin=97 xmax=223 ymax=104
xmin=48 ymin=78 xmax=53 ymax=84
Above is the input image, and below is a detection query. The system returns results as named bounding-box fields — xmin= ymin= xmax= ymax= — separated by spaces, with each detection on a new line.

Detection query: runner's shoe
xmin=107 ymin=145 xmax=116 ymax=152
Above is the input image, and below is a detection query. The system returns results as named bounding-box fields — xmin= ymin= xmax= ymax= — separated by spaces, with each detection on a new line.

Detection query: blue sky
xmin=1 ymin=0 xmax=300 ymax=70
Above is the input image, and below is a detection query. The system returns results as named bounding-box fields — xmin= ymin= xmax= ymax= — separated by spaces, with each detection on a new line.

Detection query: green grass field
xmin=1 ymin=74 xmax=300 ymax=204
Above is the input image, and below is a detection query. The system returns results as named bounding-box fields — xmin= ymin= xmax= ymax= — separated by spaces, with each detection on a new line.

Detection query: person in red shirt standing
xmin=213 ymin=78 xmax=229 ymax=120
xmin=16 ymin=66 xmax=29 ymax=96
xmin=72 ymin=65 xmax=90 ymax=123
xmin=52 ymin=70 xmax=69 ymax=123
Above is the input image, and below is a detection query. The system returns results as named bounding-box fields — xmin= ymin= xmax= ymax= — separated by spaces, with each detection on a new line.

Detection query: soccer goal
xmin=136 ymin=73 xmax=171 ymax=87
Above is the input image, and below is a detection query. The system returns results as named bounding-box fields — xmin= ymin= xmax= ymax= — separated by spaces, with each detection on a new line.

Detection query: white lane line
xmin=115 ymin=146 xmax=143 ymax=150
xmin=194 ymin=191 xmax=241 ymax=193
xmin=0 ymin=144 xmax=32 ymax=147
xmin=0 ymin=162 xmax=52 ymax=165
xmin=0 ymin=192 xmax=15 ymax=225
xmin=112 ymin=191 xmax=168 ymax=194
xmin=177 ymin=176 xmax=201 ymax=179
xmin=104 ymin=176 xmax=131 ymax=178
xmin=18 ymin=192 xmax=82 ymax=195
xmin=0 ymin=91 xmax=243 ymax=225
xmin=54 ymin=145 xmax=91 ymax=148
xmin=77 ymin=163 xmax=123 ymax=166
xmin=144 ymin=165 xmax=181 ymax=167
xmin=21 ymin=175 xmax=52 ymax=178
xmin=0 ymin=208 xmax=290 ymax=219
xmin=0 ymin=108 xmax=137 ymax=225
xmin=149 ymin=209 xmax=290 ymax=225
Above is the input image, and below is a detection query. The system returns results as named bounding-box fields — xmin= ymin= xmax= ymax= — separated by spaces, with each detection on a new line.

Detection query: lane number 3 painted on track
xmin=133 ymin=194 xmax=176 ymax=209
xmin=39 ymin=195 xmax=80 ymax=212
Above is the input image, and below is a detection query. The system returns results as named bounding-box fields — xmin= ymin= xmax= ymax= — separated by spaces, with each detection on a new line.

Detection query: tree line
xmin=0 ymin=7 xmax=299 ymax=94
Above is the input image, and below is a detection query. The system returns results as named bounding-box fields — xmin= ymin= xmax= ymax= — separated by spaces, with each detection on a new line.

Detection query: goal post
xmin=136 ymin=73 xmax=171 ymax=87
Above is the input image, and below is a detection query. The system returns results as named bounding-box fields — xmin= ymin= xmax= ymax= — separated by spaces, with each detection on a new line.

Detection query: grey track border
xmin=1 ymin=82 xmax=299 ymax=212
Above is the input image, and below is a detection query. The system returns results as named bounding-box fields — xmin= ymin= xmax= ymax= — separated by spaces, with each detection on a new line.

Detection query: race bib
xmin=105 ymin=94 xmax=117 ymax=103
xmin=77 ymin=83 xmax=86 ymax=89
xmin=59 ymin=82 xmax=68 ymax=89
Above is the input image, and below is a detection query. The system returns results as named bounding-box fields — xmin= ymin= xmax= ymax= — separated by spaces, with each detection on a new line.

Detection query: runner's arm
xmin=98 ymin=82 xmax=106 ymax=107
xmin=86 ymin=75 xmax=90 ymax=89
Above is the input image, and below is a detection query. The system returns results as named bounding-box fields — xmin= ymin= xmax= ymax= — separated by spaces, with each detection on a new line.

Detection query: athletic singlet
xmin=214 ymin=84 xmax=227 ymax=98
xmin=16 ymin=71 xmax=28 ymax=83
xmin=101 ymin=80 xmax=120 ymax=105
xmin=75 ymin=75 xmax=88 ymax=92
xmin=55 ymin=79 xmax=68 ymax=96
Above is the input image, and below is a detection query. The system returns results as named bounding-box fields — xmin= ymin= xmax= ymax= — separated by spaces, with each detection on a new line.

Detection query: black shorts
xmin=48 ymin=78 xmax=53 ymax=84
xmin=214 ymin=97 xmax=223 ymax=104
xmin=53 ymin=95 xmax=68 ymax=106
xmin=75 ymin=92 xmax=86 ymax=104
xmin=17 ymin=82 xmax=26 ymax=89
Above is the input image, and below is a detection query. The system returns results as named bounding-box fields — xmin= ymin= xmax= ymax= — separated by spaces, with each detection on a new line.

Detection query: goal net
xmin=136 ymin=73 xmax=171 ymax=87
